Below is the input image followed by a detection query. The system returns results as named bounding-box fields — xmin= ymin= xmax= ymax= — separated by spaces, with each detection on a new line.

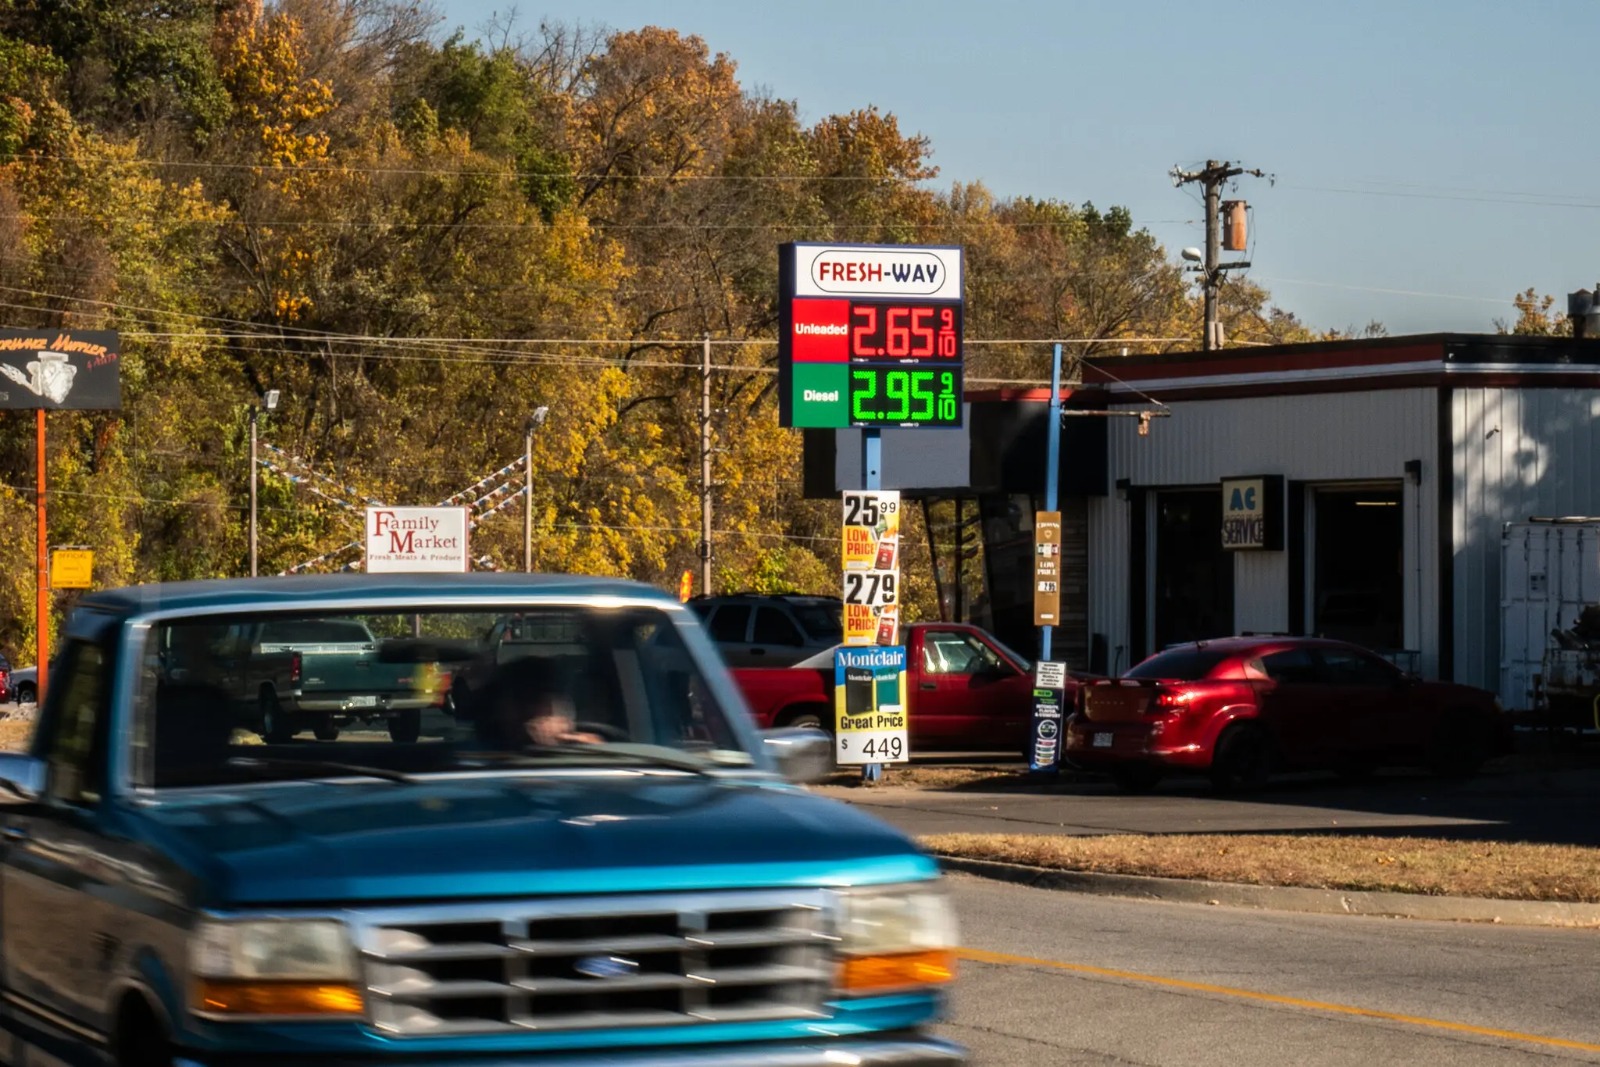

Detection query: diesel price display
xmin=779 ymin=242 xmax=964 ymax=430
xmin=849 ymin=366 xmax=961 ymax=426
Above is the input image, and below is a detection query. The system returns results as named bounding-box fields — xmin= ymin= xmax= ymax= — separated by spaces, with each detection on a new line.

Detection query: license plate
xmin=347 ymin=695 xmax=378 ymax=708
xmin=1092 ymin=732 xmax=1113 ymax=748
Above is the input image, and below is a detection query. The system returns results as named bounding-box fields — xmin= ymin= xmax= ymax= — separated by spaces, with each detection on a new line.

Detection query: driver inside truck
xmin=472 ymin=655 xmax=606 ymax=750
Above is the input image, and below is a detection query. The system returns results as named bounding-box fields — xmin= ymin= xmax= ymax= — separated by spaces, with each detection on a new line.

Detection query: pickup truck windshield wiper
xmin=454 ymin=745 xmax=719 ymax=778
xmin=226 ymin=756 xmax=417 ymax=785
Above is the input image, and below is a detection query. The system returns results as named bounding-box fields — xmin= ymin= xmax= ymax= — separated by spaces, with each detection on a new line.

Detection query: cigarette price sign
xmin=779 ymin=243 xmax=964 ymax=429
xmin=842 ymin=489 xmax=901 ymax=646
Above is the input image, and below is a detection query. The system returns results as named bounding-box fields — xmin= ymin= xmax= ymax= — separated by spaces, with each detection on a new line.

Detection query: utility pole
xmin=1170 ymin=160 xmax=1266 ymax=351
xmin=699 ymin=335 xmax=713 ymax=598
xmin=248 ymin=389 xmax=279 ymax=577
xmin=524 ymin=406 xmax=549 ymax=572
xmin=249 ymin=405 xmax=259 ymax=577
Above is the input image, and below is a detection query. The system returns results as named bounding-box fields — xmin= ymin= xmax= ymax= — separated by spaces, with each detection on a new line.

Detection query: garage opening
xmin=1312 ymin=485 xmax=1403 ymax=651
xmin=1153 ymin=490 xmax=1234 ymax=650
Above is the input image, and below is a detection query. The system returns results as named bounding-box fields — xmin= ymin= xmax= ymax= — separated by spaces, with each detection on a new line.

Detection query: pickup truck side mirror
xmin=761 ymin=728 xmax=833 ymax=784
xmin=0 ymin=753 xmax=44 ymax=802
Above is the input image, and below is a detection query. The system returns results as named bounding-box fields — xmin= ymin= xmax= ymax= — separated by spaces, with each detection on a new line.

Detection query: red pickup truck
xmin=730 ymin=623 xmax=1076 ymax=754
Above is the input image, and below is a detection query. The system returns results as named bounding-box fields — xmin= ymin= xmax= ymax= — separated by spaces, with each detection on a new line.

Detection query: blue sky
xmin=444 ymin=0 xmax=1598 ymax=336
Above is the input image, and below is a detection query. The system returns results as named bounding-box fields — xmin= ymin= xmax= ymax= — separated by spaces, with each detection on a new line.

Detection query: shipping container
xmin=1498 ymin=519 xmax=1600 ymax=711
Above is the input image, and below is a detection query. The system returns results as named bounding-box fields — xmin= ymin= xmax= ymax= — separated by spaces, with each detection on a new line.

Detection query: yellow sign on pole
xmin=51 ymin=548 xmax=93 ymax=590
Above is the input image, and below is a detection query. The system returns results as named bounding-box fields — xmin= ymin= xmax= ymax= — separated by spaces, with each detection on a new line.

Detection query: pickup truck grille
xmin=355 ymin=890 xmax=836 ymax=1035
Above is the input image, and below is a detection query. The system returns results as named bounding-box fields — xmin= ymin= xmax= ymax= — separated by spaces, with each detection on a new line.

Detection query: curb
xmin=934 ymin=855 xmax=1600 ymax=928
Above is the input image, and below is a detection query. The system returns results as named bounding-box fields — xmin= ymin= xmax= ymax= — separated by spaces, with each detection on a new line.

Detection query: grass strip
xmin=924 ymin=831 xmax=1600 ymax=903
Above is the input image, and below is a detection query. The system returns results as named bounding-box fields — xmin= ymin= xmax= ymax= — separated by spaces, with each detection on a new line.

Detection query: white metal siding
xmin=1088 ymin=388 xmax=1440 ymax=674
xmin=1234 ymin=552 xmax=1289 ymax=634
xmin=1454 ymin=388 xmax=1600 ymax=696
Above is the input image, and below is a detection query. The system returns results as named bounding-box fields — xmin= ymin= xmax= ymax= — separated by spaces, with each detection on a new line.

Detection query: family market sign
xmin=365 ymin=506 xmax=471 ymax=573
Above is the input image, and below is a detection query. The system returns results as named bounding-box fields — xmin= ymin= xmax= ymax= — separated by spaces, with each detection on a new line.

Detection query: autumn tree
xmin=1497 ymin=288 xmax=1568 ymax=336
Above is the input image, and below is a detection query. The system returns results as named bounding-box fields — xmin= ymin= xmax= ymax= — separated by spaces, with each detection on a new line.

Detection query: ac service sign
xmin=1220 ymin=475 xmax=1284 ymax=551
xmin=778 ymin=242 xmax=964 ymax=430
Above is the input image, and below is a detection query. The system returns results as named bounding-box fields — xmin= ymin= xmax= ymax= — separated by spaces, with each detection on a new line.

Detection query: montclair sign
xmin=365 ymin=506 xmax=471 ymax=573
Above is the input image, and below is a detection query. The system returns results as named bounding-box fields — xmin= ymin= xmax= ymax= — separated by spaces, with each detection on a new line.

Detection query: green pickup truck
xmin=166 ymin=617 xmax=434 ymax=743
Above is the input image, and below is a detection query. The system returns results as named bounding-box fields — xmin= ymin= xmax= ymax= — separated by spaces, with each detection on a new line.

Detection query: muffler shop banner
xmin=0 ymin=329 xmax=121 ymax=409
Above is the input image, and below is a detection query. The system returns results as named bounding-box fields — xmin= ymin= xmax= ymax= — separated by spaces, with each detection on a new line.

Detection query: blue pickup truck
xmin=0 ymin=574 xmax=965 ymax=1067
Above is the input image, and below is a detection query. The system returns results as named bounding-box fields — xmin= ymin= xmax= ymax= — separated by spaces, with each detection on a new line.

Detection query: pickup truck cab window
xmin=921 ymin=631 xmax=1006 ymax=676
xmin=132 ymin=603 xmax=752 ymax=787
xmin=36 ymin=639 xmax=113 ymax=806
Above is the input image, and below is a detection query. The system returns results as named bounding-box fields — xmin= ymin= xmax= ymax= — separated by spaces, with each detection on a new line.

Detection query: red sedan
xmin=1065 ymin=637 xmax=1512 ymax=793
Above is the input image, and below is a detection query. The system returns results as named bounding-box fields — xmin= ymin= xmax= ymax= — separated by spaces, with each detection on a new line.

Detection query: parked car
xmin=172 ymin=617 xmax=432 ymax=743
xmin=1065 ymin=636 xmax=1513 ymax=793
xmin=7 ymin=659 xmax=54 ymax=704
xmin=0 ymin=654 xmax=10 ymax=704
xmin=689 ymin=592 xmax=844 ymax=667
xmin=732 ymin=622 xmax=1081 ymax=754
xmin=0 ymin=574 xmax=965 ymax=1067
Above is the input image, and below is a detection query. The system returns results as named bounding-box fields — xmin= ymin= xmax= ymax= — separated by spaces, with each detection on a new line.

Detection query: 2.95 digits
xmin=849 ymin=368 xmax=960 ymax=426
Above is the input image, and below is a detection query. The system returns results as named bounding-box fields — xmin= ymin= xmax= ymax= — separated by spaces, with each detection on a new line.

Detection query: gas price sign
xmin=779 ymin=243 xmax=964 ymax=430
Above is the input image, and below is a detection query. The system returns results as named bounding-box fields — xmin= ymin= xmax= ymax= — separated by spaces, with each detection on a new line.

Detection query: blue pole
xmin=862 ymin=428 xmax=883 ymax=783
xmin=1042 ymin=344 xmax=1063 ymax=663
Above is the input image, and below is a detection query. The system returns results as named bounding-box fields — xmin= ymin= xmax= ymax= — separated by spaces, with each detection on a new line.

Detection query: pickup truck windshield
xmin=138 ymin=604 xmax=749 ymax=788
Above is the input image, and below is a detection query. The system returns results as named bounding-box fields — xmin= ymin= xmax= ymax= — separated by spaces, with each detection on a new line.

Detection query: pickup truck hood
xmin=130 ymin=775 xmax=934 ymax=906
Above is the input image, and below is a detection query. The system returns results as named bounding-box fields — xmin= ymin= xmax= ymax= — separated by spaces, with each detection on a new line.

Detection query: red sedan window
xmin=1124 ymin=648 xmax=1230 ymax=681
xmin=1317 ymin=647 xmax=1400 ymax=685
xmin=1260 ymin=648 xmax=1318 ymax=683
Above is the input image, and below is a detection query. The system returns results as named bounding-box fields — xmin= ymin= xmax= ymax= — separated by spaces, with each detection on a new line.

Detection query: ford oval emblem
xmin=574 ymin=955 xmax=640 ymax=980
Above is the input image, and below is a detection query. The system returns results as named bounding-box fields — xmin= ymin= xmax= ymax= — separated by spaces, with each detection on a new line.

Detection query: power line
xmin=1280 ymin=183 xmax=1600 ymax=211
xmin=0 ymin=153 xmax=936 ymax=182
xmin=1249 ymin=276 xmax=1510 ymax=306
xmin=0 ymin=213 xmax=1192 ymax=232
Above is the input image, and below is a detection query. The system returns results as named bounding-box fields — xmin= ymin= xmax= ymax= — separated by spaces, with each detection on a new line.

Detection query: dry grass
xmin=0 ymin=720 xmax=33 ymax=752
xmin=819 ymin=766 xmax=1029 ymax=790
xmin=925 ymin=832 xmax=1600 ymax=903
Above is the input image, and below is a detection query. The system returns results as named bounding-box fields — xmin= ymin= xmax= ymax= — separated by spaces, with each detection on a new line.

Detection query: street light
xmin=525 ymin=406 xmax=550 ymax=572
xmin=249 ymin=389 xmax=281 ymax=577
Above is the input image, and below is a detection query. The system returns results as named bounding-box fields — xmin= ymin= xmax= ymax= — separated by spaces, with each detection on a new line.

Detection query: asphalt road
xmin=941 ymin=872 xmax=1600 ymax=1065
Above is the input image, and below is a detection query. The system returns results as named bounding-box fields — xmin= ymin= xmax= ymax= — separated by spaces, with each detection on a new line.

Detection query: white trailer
xmin=1500 ymin=519 xmax=1600 ymax=717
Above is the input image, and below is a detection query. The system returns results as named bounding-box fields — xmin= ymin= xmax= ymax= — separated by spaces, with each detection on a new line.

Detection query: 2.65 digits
xmin=849 ymin=302 xmax=960 ymax=360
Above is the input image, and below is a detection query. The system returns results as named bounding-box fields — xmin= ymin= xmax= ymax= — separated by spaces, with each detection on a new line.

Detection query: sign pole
xmin=1025 ymin=345 xmax=1067 ymax=775
xmin=1042 ymin=344 xmax=1062 ymax=660
xmin=861 ymin=428 xmax=884 ymax=784
xmin=35 ymin=408 xmax=48 ymax=699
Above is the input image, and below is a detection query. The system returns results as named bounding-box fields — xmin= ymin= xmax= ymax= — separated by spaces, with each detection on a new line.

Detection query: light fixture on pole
xmin=524 ymin=406 xmax=549 ymax=573
xmin=249 ymin=389 xmax=281 ymax=578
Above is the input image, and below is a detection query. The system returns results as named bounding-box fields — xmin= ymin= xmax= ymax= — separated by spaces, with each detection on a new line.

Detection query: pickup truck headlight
xmin=834 ymin=883 xmax=958 ymax=996
xmin=192 ymin=919 xmax=363 ymax=1019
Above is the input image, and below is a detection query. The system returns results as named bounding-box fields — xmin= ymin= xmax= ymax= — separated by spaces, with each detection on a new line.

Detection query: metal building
xmin=1084 ymin=333 xmax=1600 ymax=703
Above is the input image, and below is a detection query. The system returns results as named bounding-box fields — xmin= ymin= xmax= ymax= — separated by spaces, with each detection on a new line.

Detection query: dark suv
xmin=688 ymin=593 xmax=843 ymax=667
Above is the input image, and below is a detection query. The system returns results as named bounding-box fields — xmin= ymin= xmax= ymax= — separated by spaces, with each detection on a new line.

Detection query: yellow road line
xmin=958 ymin=947 xmax=1600 ymax=1054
